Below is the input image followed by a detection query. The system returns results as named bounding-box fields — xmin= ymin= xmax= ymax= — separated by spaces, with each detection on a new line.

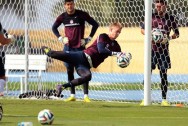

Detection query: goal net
xmin=0 ymin=0 xmax=188 ymax=105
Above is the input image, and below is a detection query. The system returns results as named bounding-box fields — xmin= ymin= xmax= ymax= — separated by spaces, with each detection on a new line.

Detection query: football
xmin=37 ymin=109 xmax=54 ymax=125
xmin=152 ymin=29 xmax=163 ymax=43
xmin=117 ymin=53 xmax=130 ymax=68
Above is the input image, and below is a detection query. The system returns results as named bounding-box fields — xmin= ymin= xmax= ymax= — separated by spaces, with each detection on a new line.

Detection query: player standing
xmin=52 ymin=0 xmax=99 ymax=102
xmin=140 ymin=0 xmax=179 ymax=106
xmin=43 ymin=22 xmax=132 ymax=98
xmin=0 ymin=22 xmax=15 ymax=96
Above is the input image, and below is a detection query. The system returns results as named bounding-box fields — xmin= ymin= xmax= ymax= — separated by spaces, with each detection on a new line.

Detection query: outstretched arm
xmin=97 ymin=42 xmax=121 ymax=56
xmin=97 ymin=42 xmax=113 ymax=55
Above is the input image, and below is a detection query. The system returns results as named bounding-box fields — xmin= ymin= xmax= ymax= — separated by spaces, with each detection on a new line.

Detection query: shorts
xmin=151 ymin=50 xmax=171 ymax=70
xmin=63 ymin=45 xmax=85 ymax=69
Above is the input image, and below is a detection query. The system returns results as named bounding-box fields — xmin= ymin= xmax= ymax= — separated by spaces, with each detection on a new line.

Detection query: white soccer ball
xmin=37 ymin=109 xmax=54 ymax=125
xmin=152 ymin=29 xmax=163 ymax=43
xmin=117 ymin=53 xmax=130 ymax=68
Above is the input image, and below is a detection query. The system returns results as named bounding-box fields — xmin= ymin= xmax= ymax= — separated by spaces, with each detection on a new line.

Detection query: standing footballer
xmin=140 ymin=0 xmax=179 ymax=106
xmin=52 ymin=0 xmax=99 ymax=102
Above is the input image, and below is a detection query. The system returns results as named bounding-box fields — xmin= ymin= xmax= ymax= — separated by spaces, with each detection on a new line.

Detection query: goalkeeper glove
xmin=115 ymin=52 xmax=132 ymax=60
xmin=161 ymin=34 xmax=169 ymax=44
xmin=81 ymin=36 xmax=92 ymax=47
xmin=126 ymin=52 xmax=132 ymax=60
xmin=7 ymin=34 xmax=16 ymax=44
xmin=58 ymin=36 xmax=68 ymax=44
xmin=116 ymin=52 xmax=124 ymax=57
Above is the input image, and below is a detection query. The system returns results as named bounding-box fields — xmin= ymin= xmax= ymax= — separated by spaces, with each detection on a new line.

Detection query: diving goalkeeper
xmin=42 ymin=22 xmax=132 ymax=97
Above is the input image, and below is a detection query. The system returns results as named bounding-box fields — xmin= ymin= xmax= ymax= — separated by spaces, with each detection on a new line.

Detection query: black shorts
xmin=151 ymin=50 xmax=171 ymax=70
xmin=63 ymin=45 xmax=85 ymax=69
xmin=0 ymin=52 xmax=5 ymax=76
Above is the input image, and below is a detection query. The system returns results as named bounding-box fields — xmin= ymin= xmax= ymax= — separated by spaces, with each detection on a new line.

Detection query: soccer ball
xmin=117 ymin=53 xmax=130 ymax=68
xmin=152 ymin=29 xmax=163 ymax=43
xmin=37 ymin=109 xmax=54 ymax=125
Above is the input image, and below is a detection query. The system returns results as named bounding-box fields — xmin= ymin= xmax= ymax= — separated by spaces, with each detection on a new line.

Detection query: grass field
xmin=0 ymin=99 xmax=188 ymax=126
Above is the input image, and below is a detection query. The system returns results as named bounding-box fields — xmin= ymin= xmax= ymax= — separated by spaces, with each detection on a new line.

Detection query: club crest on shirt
xmin=70 ymin=20 xmax=73 ymax=24
xmin=158 ymin=25 xmax=163 ymax=29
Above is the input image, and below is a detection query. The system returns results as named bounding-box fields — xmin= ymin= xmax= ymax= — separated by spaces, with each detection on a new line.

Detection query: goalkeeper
xmin=42 ymin=22 xmax=131 ymax=98
xmin=0 ymin=22 xmax=15 ymax=96
xmin=52 ymin=0 xmax=99 ymax=102
xmin=140 ymin=0 xmax=179 ymax=106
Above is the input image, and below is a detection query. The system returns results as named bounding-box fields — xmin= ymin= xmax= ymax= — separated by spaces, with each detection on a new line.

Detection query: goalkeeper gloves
xmin=116 ymin=52 xmax=124 ymax=57
xmin=161 ymin=34 xmax=169 ymax=44
xmin=7 ymin=34 xmax=16 ymax=44
xmin=116 ymin=52 xmax=132 ymax=60
xmin=161 ymin=34 xmax=173 ymax=44
xmin=58 ymin=36 xmax=68 ymax=44
xmin=81 ymin=36 xmax=92 ymax=47
xmin=126 ymin=52 xmax=132 ymax=60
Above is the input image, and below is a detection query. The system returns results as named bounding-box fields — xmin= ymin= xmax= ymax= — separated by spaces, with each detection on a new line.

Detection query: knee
xmin=84 ymin=73 xmax=92 ymax=82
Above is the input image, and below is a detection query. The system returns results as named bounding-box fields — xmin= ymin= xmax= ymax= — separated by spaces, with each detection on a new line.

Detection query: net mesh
xmin=0 ymin=0 xmax=188 ymax=105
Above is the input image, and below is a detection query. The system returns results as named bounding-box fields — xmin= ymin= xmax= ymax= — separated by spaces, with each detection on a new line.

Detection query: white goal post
xmin=0 ymin=0 xmax=188 ymax=105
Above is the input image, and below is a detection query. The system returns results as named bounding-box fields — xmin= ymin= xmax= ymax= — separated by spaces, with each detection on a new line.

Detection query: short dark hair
xmin=64 ymin=0 xmax=74 ymax=3
xmin=154 ymin=0 xmax=167 ymax=5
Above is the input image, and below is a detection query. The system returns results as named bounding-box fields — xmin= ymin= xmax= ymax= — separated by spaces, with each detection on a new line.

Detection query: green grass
xmin=7 ymin=82 xmax=188 ymax=90
xmin=0 ymin=99 xmax=188 ymax=126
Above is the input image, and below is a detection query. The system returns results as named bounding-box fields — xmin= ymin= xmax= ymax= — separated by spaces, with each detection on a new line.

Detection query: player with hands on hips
xmin=52 ymin=0 xmax=99 ymax=102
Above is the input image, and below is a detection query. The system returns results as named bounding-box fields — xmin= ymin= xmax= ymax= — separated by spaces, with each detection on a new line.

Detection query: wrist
xmin=58 ymin=36 xmax=63 ymax=41
xmin=168 ymin=36 xmax=172 ymax=40
xmin=112 ymin=52 xmax=118 ymax=56
xmin=88 ymin=36 xmax=92 ymax=41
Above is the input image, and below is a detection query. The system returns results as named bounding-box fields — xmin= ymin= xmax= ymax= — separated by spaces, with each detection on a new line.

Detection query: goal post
xmin=144 ymin=0 xmax=152 ymax=106
xmin=0 ymin=0 xmax=188 ymax=105
xmin=24 ymin=0 xmax=29 ymax=93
